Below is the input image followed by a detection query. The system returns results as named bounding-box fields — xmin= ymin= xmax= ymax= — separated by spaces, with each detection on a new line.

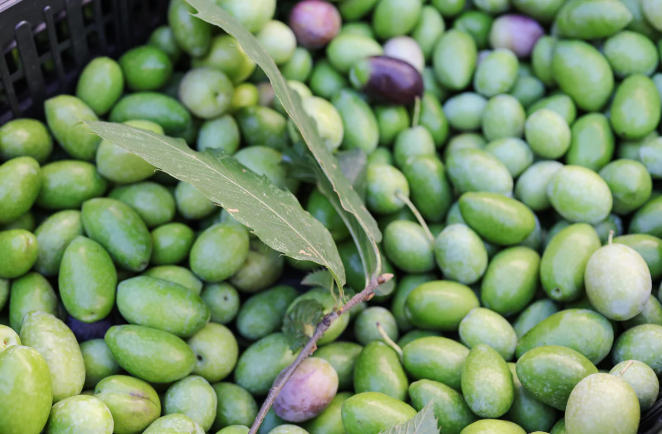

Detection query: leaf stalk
xmin=248 ymin=272 xmax=394 ymax=434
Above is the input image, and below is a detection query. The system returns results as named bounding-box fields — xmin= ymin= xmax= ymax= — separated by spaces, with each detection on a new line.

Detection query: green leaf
xmin=336 ymin=149 xmax=368 ymax=200
xmin=282 ymin=299 xmax=326 ymax=351
xmin=378 ymin=402 xmax=439 ymax=434
xmin=301 ymin=269 xmax=334 ymax=289
xmin=315 ymin=165 xmax=381 ymax=288
xmin=85 ymin=121 xmax=345 ymax=286
xmin=185 ymin=0 xmax=382 ymax=283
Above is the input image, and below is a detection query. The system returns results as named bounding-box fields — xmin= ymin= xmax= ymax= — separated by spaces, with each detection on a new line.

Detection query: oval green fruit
xmin=109 ymin=182 xmax=175 ymax=228
xmin=143 ymin=414 xmax=204 ymax=434
xmin=0 ymin=345 xmax=53 ymax=434
xmin=516 ymin=309 xmax=614 ymax=364
xmin=515 ymin=345 xmax=598 ymax=410
xmin=402 ymin=336 xmax=469 ymax=391
xmin=459 ymin=192 xmax=535 ymax=246
xmin=80 ymin=339 xmax=121 ymax=389
xmin=391 ymin=274 xmax=436 ymax=332
xmin=403 ymin=156 xmax=453 ymax=223
xmin=190 ymin=223 xmax=250 ymax=283
xmin=20 ymin=311 xmax=85 ymax=402
xmin=168 ymin=0 xmax=211 ymax=57
xmin=105 ymin=324 xmax=196 ymax=383
xmin=409 ymin=380 xmax=477 ymax=434
xmin=505 ymin=363 xmax=557 ymax=434
xmin=234 ymin=333 xmax=297 ymax=396
xmin=143 ymin=265 xmax=202 ymax=295
xmin=188 ymin=323 xmax=239 ymax=383
xmin=609 ymin=360 xmax=659 ymax=411
xmin=540 ymin=223 xmax=601 ymax=301
xmin=82 ymin=198 xmax=152 ymax=272
xmin=459 ymin=308 xmax=517 ymax=361
xmin=94 ymin=375 xmax=161 ymax=434
xmin=59 ymin=236 xmax=117 ymax=323
xmin=164 ymin=376 xmax=217 ymax=431
xmin=565 ymin=374 xmax=639 ymax=434
xmin=552 ymin=40 xmax=614 ymax=112
xmin=585 ymin=243 xmax=651 ymax=321
xmin=354 ymin=341 xmax=408 ymax=401
xmin=481 ymin=247 xmax=540 ymax=317
xmin=0 ymin=229 xmax=38 ymax=279
xmin=446 ymin=148 xmax=514 ymax=196
xmin=461 ymin=344 xmax=514 ymax=418
xmin=315 ymin=342 xmax=363 ymax=391
xmin=212 ymin=382 xmax=258 ymax=430
xmin=434 ymin=224 xmax=488 ymax=285
xmin=301 ymin=391 xmax=351 ymax=434
xmin=33 ymin=210 xmax=83 ymax=276
xmin=566 ymin=113 xmax=615 ymax=172
xmin=341 ymin=392 xmax=416 ymax=434
xmin=599 ymin=159 xmax=652 ymax=215
xmin=460 ymin=420 xmax=526 ymax=434
xmin=96 ymin=120 xmax=160 ymax=185
xmin=45 ymin=395 xmax=114 ymax=434
xmin=547 ymin=165 xmax=613 ymax=224
xmin=433 ymin=30 xmax=477 ymax=91
xmin=0 ymin=156 xmax=41 ymax=224
xmin=555 ymin=0 xmax=633 ymax=39
xmin=76 ymin=57 xmax=123 ymax=116
xmin=44 ymin=95 xmax=100 ymax=160
xmin=150 ymin=223 xmax=195 ymax=266
xmin=406 ymin=280 xmax=480 ymax=331
xmin=37 ymin=160 xmax=107 ymax=210
xmin=8 ymin=272 xmax=57 ymax=332
xmin=117 ymin=276 xmax=210 ymax=338
xmin=237 ymin=285 xmax=298 ymax=341
xmin=610 ymin=74 xmax=661 ymax=140
xmin=613 ymin=324 xmax=662 ymax=375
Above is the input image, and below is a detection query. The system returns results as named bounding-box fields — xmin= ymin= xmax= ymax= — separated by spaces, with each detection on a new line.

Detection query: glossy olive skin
xmin=402 ymin=336 xmax=470 ymax=391
xmin=409 ymin=379 xmax=477 ymax=434
xmin=406 ymin=281 xmax=480 ymax=331
xmin=516 ymin=345 xmax=598 ymax=410
xmin=354 ymin=341 xmax=408 ymax=401
xmin=341 ymin=392 xmax=416 ymax=434
xmin=350 ymin=56 xmax=424 ymax=105
xmin=516 ymin=309 xmax=614 ymax=364
xmin=289 ymin=0 xmax=341 ymax=49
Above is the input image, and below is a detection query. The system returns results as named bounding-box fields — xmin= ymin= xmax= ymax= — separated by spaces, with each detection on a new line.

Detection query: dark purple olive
xmin=489 ymin=14 xmax=544 ymax=57
xmin=349 ymin=56 xmax=424 ymax=105
xmin=289 ymin=0 xmax=342 ymax=49
xmin=66 ymin=315 xmax=116 ymax=342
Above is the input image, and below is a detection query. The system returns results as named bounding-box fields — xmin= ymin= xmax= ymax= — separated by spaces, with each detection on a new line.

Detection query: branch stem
xmin=248 ymin=272 xmax=394 ymax=434
xmin=396 ymin=191 xmax=434 ymax=243
xmin=616 ymin=360 xmax=634 ymax=377
xmin=376 ymin=322 xmax=403 ymax=363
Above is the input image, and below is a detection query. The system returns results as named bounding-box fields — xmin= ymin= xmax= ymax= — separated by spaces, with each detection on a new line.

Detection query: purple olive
xmin=289 ymin=0 xmax=342 ymax=50
xmin=489 ymin=14 xmax=544 ymax=57
xmin=349 ymin=56 xmax=424 ymax=105
xmin=273 ymin=357 xmax=339 ymax=422
xmin=66 ymin=315 xmax=116 ymax=342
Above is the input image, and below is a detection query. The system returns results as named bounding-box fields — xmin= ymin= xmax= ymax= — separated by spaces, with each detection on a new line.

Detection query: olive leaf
xmin=85 ymin=121 xmax=345 ymax=286
xmin=301 ymin=269 xmax=334 ymax=289
xmin=282 ymin=299 xmax=326 ymax=351
xmin=185 ymin=0 xmax=383 ymax=284
xmin=336 ymin=148 xmax=368 ymax=201
xmin=378 ymin=402 xmax=439 ymax=434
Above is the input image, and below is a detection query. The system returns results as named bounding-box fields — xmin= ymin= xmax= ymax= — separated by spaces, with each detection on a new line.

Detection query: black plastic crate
xmin=0 ymin=0 xmax=167 ymax=124
xmin=1 ymin=0 xmax=661 ymax=433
